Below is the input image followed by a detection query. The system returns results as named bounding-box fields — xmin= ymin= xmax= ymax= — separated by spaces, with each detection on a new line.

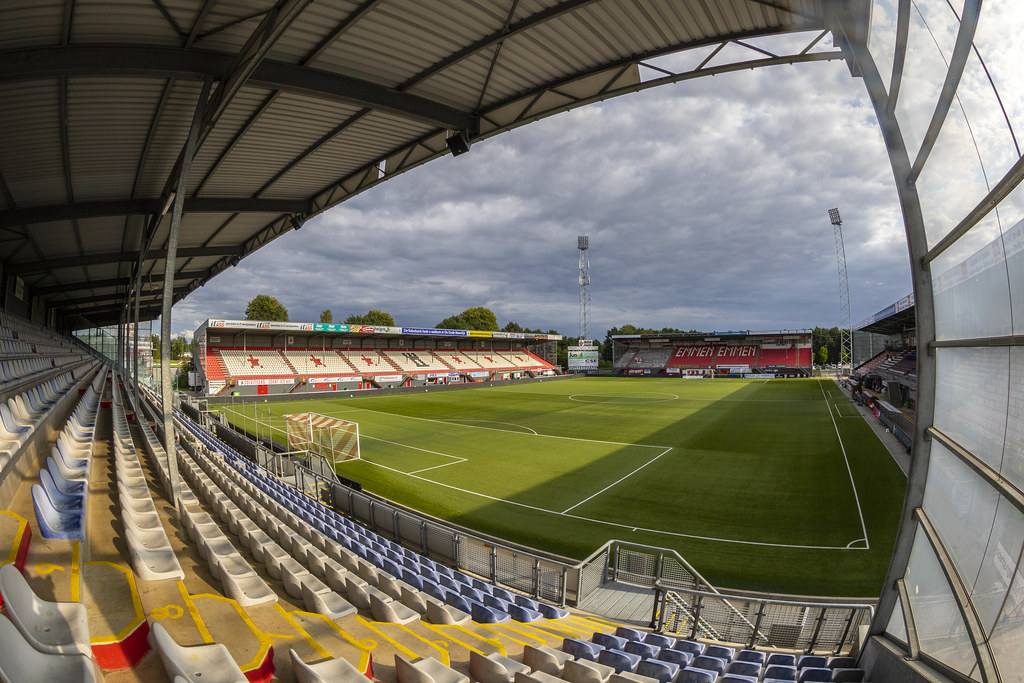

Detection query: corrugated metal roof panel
xmin=0 ymin=1 xmax=64 ymax=49
xmin=0 ymin=80 xmax=65 ymax=207
xmin=70 ymin=0 xmax=182 ymax=45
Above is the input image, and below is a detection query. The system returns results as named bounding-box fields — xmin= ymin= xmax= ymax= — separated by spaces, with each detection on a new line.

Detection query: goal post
xmin=283 ymin=412 xmax=360 ymax=466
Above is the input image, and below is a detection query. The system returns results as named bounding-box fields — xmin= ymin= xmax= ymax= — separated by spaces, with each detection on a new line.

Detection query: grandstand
xmin=194 ymin=319 xmax=560 ymax=396
xmin=0 ymin=2 xmax=1020 ymax=682
xmin=612 ymin=331 xmax=813 ymax=377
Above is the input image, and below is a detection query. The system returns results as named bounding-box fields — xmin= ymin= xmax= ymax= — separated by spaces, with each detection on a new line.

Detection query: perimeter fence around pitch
xmin=192 ymin=401 xmax=874 ymax=654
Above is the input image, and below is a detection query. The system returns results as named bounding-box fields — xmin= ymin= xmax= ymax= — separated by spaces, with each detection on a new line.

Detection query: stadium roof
xmin=0 ymin=1 xmax=864 ymax=329
xmin=855 ymin=293 xmax=916 ymax=337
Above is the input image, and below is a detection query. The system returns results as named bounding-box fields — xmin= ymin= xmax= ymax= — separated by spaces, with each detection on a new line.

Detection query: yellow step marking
xmin=272 ymin=604 xmax=332 ymax=660
xmin=34 ymin=562 xmax=64 ymax=574
xmin=479 ymin=621 xmax=550 ymax=647
xmin=175 ymin=580 xmax=213 ymax=642
xmin=190 ymin=592 xmax=273 ymax=673
xmin=283 ymin=608 xmax=376 ymax=673
xmin=71 ymin=543 xmax=80 ymax=602
xmin=356 ymin=615 xmax=448 ymax=665
xmin=149 ymin=604 xmax=185 ymax=620
xmin=421 ymin=622 xmax=505 ymax=657
xmin=86 ymin=561 xmax=146 ymax=644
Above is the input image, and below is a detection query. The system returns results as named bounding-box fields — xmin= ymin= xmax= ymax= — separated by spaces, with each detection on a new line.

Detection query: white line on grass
xmin=818 ymin=380 xmax=870 ymax=549
xmin=357 ymin=435 xmax=466 ymax=474
xmin=354 ymin=455 xmax=866 ymax=551
xmin=561 ymin=447 xmax=673 ymax=514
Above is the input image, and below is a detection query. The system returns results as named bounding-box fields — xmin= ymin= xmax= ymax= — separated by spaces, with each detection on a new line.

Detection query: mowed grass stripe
xmin=214 ymin=377 xmax=905 ymax=597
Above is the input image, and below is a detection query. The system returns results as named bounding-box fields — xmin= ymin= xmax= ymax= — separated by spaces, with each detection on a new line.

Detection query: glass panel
xmin=885 ymin=592 xmax=909 ymax=644
xmin=971 ymin=497 xmax=1024 ymax=632
xmin=904 ymin=528 xmax=979 ymax=677
xmin=1006 ymin=347 xmax=1024 ymax=493
xmin=1009 ymin=217 xmax=1024 ymax=336
xmin=868 ymin=0 xmax=898 ymax=96
xmin=988 ymin=541 xmax=1024 ymax=682
xmin=894 ymin=2 xmax=963 ymax=160
xmin=933 ymin=347 xmax=1009 ymax=471
xmin=917 ymin=77 xmax=999 ymax=249
xmin=930 ymin=217 xmax=1012 ymax=340
xmin=923 ymin=440 xmax=1000 ymax=590
xmin=972 ymin=0 xmax=1024 ymax=139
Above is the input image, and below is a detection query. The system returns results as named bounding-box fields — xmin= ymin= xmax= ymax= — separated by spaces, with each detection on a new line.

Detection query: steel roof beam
xmin=0 ymin=45 xmax=477 ymax=129
xmin=11 ymin=246 xmax=240 ymax=274
xmin=32 ymin=270 xmax=207 ymax=296
xmin=0 ymin=197 xmax=306 ymax=229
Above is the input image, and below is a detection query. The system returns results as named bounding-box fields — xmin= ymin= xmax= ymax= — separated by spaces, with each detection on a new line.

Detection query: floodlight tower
xmin=578 ymin=235 xmax=591 ymax=344
xmin=828 ymin=208 xmax=853 ymax=376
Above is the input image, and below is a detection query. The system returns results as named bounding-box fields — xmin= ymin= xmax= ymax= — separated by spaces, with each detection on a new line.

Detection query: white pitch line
xmin=819 ymin=380 xmax=870 ymax=549
xmin=354 ymin=455 xmax=865 ymax=551
xmin=561 ymin=447 xmax=673 ymax=514
xmin=359 ymin=434 xmax=467 ymax=472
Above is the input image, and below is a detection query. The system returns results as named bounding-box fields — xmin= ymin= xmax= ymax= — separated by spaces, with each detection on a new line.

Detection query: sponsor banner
xmin=235 ymin=378 xmax=293 ymax=386
xmin=210 ymin=319 xmax=314 ymax=331
xmin=532 ymin=334 xmax=563 ymax=341
xmin=568 ymin=345 xmax=599 ymax=370
xmin=895 ymin=293 xmax=915 ymax=312
xmin=313 ymin=323 xmax=350 ymax=332
xmin=664 ymin=368 xmax=681 ymax=375
xmin=372 ymin=374 xmax=404 ymax=382
xmin=401 ymin=327 xmax=469 ymax=337
xmin=744 ymin=373 xmax=775 ymax=379
xmin=470 ymin=371 xmax=490 ymax=378
xmin=426 ymin=373 xmax=448 ymax=379
xmin=448 ymin=373 xmax=460 ymax=379
xmin=304 ymin=376 xmax=356 ymax=383
xmin=493 ymin=331 xmax=524 ymax=339
xmin=625 ymin=368 xmax=650 ymax=375
xmin=469 ymin=331 xmax=492 ymax=338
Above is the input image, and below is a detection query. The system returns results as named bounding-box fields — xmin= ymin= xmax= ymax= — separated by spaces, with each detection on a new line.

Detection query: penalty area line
xmin=819 ymin=380 xmax=870 ymax=550
xmin=561 ymin=447 xmax=673 ymax=514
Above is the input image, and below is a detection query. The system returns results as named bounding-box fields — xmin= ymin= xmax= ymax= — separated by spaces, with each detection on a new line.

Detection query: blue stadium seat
xmin=39 ymin=469 xmax=83 ymax=511
xmin=624 ymin=641 xmax=659 ymax=659
xmin=763 ymin=665 xmax=798 ymax=682
xmin=689 ymin=655 xmax=727 ymax=675
xmin=726 ymin=661 xmax=761 ymax=678
xmin=735 ymin=650 xmax=765 ymax=665
xmin=678 ymin=667 xmax=717 ymax=683
xmin=614 ymin=626 xmax=646 ymax=641
xmin=470 ymin=602 xmax=510 ymax=624
xmin=798 ymin=656 xmax=828 ymax=670
xmin=644 ymin=633 xmax=675 ymax=649
xmin=507 ymin=602 xmax=543 ymax=623
xmin=721 ymin=675 xmax=757 ymax=683
xmin=597 ymin=649 xmax=641 ymax=673
xmin=562 ymin=638 xmax=604 ymax=661
xmin=704 ymin=645 xmax=734 ymax=662
xmin=830 ymin=669 xmax=866 ymax=682
xmin=766 ymin=654 xmax=797 ymax=668
xmin=636 ymin=658 xmax=678 ymax=683
xmin=656 ymin=648 xmax=692 ymax=668
xmin=535 ymin=602 xmax=569 ymax=619
xmin=798 ymin=668 xmax=833 ymax=683
xmin=672 ymin=640 xmax=704 ymax=657
xmin=32 ymin=485 xmax=83 ymax=540
xmin=592 ymin=632 xmax=627 ymax=650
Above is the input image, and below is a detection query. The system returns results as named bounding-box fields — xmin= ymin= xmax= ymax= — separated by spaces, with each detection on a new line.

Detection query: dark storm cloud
xmin=173 ymin=56 xmax=913 ymax=340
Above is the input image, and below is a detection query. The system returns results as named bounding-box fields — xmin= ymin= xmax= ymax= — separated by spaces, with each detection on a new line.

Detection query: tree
xmin=319 ymin=309 xmax=333 ymax=323
xmin=502 ymin=321 xmax=524 ymax=333
xmin=436 ymin=306 xmax=499 ymax=331
xmin=345 ymin=309 xmax=396 ymax=326
xmin=170 ymin=336 xmax=190 ymax=360
xmin=150 ymin=333 xmax=160 ymax=361
xmin=816 ymin=345 xmax=828 ymax=366
xmin=245 ymin=294 xmax=288 ymax=321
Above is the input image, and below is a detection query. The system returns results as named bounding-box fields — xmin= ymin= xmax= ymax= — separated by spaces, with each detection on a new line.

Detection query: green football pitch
xmin=214 ymin=377 xmax=906 ymax=597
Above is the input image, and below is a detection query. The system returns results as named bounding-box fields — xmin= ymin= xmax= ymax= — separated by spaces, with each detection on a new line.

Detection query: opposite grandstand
xmin=214 ymin=376 xmax=906 ymax=597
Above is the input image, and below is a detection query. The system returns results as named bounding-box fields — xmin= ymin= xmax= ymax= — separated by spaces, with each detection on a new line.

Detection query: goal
xmin=283 ymin=412 xmax=360 ymax=466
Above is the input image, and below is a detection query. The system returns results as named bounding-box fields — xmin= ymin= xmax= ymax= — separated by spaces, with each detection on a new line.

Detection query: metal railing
xmin=655 ymin=586 xmax=873 ymax=654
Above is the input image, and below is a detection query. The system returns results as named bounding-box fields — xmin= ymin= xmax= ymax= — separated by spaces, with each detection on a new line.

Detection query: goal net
xmin=283 ymin=412 xmax=360 ymax=466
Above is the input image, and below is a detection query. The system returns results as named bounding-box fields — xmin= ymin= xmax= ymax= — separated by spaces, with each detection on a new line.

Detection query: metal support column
xmin=160 ymin=79 xmax=210 ymax=507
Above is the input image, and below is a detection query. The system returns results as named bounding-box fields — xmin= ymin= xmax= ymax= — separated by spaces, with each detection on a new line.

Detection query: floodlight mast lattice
xmin=578 ymin=235 xmax=592 ymax=345
xmin=829 ymin=208 xmax=853 ymax=376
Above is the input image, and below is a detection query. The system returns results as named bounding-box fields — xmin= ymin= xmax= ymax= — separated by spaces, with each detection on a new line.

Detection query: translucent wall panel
xmin=923 ymin=440 xmax=999 ymax=592
xmin=868 ymin=0 xmax=898 ymax=96
xmin=885 ymin=592 xmax=908 ymax=644
xmin=1007 ymin=348 xmax=1024 ymax=493
xmin=893 ymin=2 xmax=963 ymax=160
xmin=902 ymin=530 xmax=980 ymax=678
xmin=970 ymin=497 xmax=1024 ymax=633
xmin=971 ymin=0 xmax=1024 ymax=139
xmin=933 ymin=347 xmax=1009 ymax=472
xmin=988 ymin=543 xmax=1024 ymax=681
xmin=1010 ymin=217 xmax=1024 ymax=336
xmin=930 ymin=219 xmax=1012 ymax=340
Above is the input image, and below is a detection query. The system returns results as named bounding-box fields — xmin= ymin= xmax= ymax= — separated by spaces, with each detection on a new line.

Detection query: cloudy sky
xmin=172 ymin=23 xmax=921 ymax=342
